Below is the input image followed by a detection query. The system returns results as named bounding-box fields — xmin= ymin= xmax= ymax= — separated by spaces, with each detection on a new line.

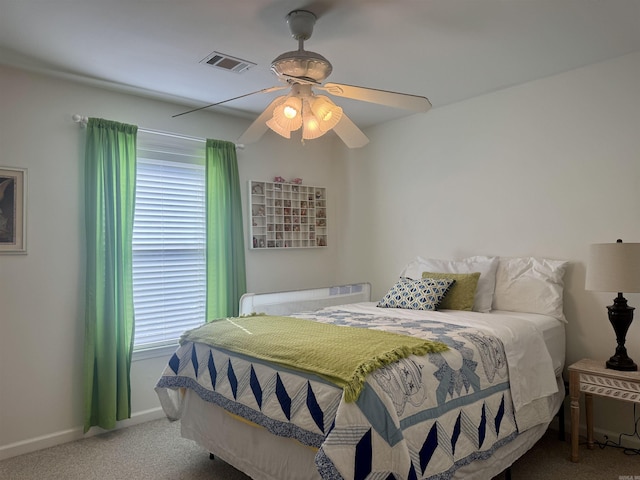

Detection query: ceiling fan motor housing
xmin=271 ymin=50 xmax=333 ymax=83
xmin=271 ymin=10 xmax=332 ymax=83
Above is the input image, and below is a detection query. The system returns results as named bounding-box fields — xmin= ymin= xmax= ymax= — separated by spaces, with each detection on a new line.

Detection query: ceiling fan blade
xmin=332 ymin=114 xmax=369 ymax=149
xmin=322 ymin=83 xmax=432 ymax=112
xmin=172 ymin=86 xmax=287 ymax=118
xmin=237 ymin=96 xmax=285 ymax=145
xmin=300 ymin=1 xmax=340 ymax=18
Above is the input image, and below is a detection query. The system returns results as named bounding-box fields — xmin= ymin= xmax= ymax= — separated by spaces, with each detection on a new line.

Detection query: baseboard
xmin=0 ymin=407 xmax=166 ymax=461
xmin=580 ymin=425 xmax=640 ymax=450
xmin=557 ymin=419 xmax=640 ymax=449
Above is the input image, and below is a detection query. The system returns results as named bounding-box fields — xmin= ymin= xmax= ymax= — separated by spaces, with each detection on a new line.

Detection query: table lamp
xmin=585 ymin=239 xmax=640 ymax=371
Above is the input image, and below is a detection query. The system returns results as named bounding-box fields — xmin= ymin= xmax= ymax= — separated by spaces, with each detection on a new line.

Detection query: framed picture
xmin=0 ymin=166 xmax=27 ymax=254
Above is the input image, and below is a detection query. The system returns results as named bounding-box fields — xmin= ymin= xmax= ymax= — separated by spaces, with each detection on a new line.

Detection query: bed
xmin=156 ymin=255 xmax=568 ymax=480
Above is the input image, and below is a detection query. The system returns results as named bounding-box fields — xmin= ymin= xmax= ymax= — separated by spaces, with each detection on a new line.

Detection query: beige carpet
xmin=1 ymin=418 xmax=637 ymax=480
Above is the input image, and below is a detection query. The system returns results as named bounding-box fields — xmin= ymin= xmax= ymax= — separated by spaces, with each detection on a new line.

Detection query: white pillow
xmin=399 ymin=256 xmax=499 ymax=313
xmin=492 ymin=257 xmax=568 ymax=322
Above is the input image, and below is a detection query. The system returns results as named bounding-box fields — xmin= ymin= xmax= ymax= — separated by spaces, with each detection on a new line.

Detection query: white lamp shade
xmin=585 ymin=242 xmax=640 ymax=293
xmin=301 ymin=99 xmax=325 ymax=140
xmin=302 ymin=114 xmax=323 ymax=139
xmin=269 ymin=96 xmax=302 ymax=134
xmin=310 ymin=95 xmax=343 ymax=132
xmin=266 ymin=117 xmax=292 ymax=138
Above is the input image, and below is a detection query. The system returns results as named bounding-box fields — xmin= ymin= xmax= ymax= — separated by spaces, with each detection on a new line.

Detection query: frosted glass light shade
xmin=269 ymin=96 xmax=302 ymax=136
xmin=302 ymin=99 xmax=324 ymax=140
xmin=585 ymin=242 xmax=640 ymax=293
xmin=310 ymin=95 xmax=343 ymax=132
xmin=266 ymin=117 xmax=292 ymax=138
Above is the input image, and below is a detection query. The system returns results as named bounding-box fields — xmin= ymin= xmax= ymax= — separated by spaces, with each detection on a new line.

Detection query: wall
xmin=340 ymin=51 xmax=640 ymax=442
xmin=0 ymin=65 xmax=347 ymax=458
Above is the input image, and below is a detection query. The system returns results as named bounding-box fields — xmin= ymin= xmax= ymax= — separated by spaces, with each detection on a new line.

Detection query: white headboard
xmin=239 ymin=283 xmax=371 ymax=316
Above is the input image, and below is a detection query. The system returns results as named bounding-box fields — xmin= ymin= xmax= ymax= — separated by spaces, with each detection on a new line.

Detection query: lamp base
xmin=606 ymin=355 xmax=638 ymax=372
xmin=606 ymin=294 xmax=637 ymax=372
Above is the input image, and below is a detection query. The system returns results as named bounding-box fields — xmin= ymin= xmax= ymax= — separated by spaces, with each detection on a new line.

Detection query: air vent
xmin=200 ymin=51 xmax=256 ymax=74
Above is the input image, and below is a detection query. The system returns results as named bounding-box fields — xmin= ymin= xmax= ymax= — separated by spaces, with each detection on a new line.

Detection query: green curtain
xmin=205 ymin=139 xmax=247 ymax=320
xmin=83 ymin=118 xmax=138 ymax=433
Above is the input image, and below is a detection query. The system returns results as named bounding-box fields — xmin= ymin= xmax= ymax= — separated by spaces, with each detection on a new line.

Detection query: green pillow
xmin=421 ymin=271 xmax=481 ymax=311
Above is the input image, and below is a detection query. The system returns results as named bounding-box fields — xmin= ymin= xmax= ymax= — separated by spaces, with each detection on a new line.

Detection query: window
xmin=132 ymin=132 xmax=206 ymax=350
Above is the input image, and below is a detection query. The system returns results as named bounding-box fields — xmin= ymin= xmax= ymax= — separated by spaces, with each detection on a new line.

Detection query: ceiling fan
xmin=174 ymin=9 xmax=432 ymax=148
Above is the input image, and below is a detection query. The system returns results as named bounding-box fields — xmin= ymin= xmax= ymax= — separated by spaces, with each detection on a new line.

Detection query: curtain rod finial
xmin=72 ymin=114 xmax=88 ymax=127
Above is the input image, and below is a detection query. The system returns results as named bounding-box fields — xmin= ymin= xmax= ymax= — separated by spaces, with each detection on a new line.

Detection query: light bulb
xmin=283 ymin=105 xmax=298 ymax=119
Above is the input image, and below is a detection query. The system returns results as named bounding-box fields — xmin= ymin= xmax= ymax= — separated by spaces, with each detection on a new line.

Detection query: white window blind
xmin=133 ymin=133 xmax=207 ymax=350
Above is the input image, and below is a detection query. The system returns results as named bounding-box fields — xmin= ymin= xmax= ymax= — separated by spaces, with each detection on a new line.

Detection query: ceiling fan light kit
xmin=265 ymin=84 xmax=343 ymax=140
xmin=179 ymin=9 xmax=431 ymax=148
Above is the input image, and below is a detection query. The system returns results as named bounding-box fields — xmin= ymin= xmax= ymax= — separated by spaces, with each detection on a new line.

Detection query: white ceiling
xmin=1 ymin=0 xmax=639 ymax=129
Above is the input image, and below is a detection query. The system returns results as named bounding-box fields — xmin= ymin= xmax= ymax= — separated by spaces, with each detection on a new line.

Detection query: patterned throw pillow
xmin=377 ymin=277 xmax=455 ymax=310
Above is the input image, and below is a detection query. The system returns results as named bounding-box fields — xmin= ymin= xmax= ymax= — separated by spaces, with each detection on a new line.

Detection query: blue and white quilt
xmin=156 ymin=303 xmax=558 ymax=480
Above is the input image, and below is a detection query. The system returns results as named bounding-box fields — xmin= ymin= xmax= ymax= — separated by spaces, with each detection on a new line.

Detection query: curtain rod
xmin=72 ymin=114 xmax=244 ymax=149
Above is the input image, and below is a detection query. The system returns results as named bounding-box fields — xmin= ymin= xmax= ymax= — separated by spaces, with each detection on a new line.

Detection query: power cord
xmin=596 ymin=403 xmax=640 ymax=456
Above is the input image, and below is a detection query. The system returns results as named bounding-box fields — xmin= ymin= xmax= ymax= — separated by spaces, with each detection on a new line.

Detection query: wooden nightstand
xmin=568 ymin=358 xmax=640 ymax=462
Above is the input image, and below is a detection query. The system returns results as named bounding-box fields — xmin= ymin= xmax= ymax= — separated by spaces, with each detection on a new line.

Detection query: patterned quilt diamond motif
xmin=354 ymin=428 xmax=372 ymax=480
xmin=191 ymin=345 xmax=199 ymax=377
xmin=407 ymin=465 xmax=417 ymax=480
xmin=306 ymin=381 xmax=324 ymax=433
xmin=207 ymin=351 xmax=217 ymax=389
xmin=250 ymin=366 xmax=263 ymax=409
xmin=478 ymin=403 xmax=487 ymax=448
xmin=451 ymin=412 xmax=462 ymax=455
xmin=276 ymin=373 xmax=292 ymax=420
xmin=495 ymin=395 xmax=505 ymax=435
xmin=419 ymin=423 xmax=438 ymax=473
xmin=227 ymin=360 xmax=238 ymax=399
xmin=168 ymin=353 xmax=180 ymax=375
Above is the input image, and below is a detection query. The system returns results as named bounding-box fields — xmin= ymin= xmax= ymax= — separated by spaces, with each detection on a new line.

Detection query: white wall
xmin=0 ymin=65 xmax=347 ymax=458
xmin=340 ymin=51 xmax=640 ymax=441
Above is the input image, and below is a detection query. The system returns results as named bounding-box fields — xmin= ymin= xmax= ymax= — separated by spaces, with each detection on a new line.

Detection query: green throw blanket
xmin=180 ymin=315 xmax=448 ymax=402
